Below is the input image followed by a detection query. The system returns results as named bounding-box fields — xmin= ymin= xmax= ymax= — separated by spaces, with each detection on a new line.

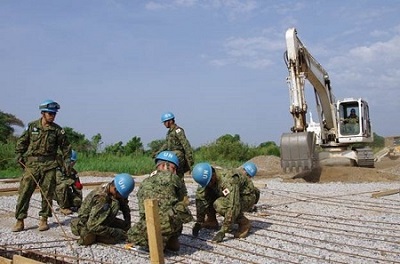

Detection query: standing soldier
xmin=191 ymin=162 xmax=256 ymax=243
xmin=13 ymin=99 xmax=72 ymax=232
xmin=70 ymin=173 xmax=134 ymax=245
xmin=127 ymin=151 xmax=193 ymax=251
xmin=55 ymin=150 xmax=83 ymax=215
xmin=158 ymin=112 xmax=194 ymax=199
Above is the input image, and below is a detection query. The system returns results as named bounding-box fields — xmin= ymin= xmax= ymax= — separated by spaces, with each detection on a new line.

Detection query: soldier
xmin=70 ymin=173 xmax=134 ymax=246
xmin=13 ymin=99 xmax=72 ymax=232
xmin=157 ymin=112 xmax=194 ymax=198
xmin=240 ymin=162 xmax=260 ymax=213
xmin=191 ymin=162 xmax=256 ymax=243
xmin=55 ymin=150 xmax=83 ymax=215
xmin=127 ymin=151 xmax=193 ymax=251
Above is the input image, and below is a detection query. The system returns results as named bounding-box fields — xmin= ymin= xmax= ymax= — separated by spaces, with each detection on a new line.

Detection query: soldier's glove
xmin=74 ymin=179 xmax=83 ymax=190
xmin=212 ymin=231 xmax=225 ymax=243
xmin=192 ymin=222 xmax=202 ymax=237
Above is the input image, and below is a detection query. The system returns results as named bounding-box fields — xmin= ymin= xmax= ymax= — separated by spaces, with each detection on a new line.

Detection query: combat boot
xmin=79 ymin=233 xmax=96 ymax=246
xmin=60 ymin=208 xmax=73 ymax=215
xmin=12 ymin=219 xmax=24 ymax=232
xmin=38 ymin=217 xmax=49 ymax=231
xmin=234 ymin=215 xmax=251 ymax=238
xmin=165 ymin=236 xmax=180 ymax=251
xmin=202 ymin=212 xmax=219 ymax=230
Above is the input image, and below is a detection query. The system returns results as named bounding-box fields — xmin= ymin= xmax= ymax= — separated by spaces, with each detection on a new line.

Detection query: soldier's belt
xmin=27 ymin=156 xmax=56 ymax=162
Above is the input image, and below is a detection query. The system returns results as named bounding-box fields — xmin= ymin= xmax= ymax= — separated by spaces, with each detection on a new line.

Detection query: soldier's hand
xmin=212 ymin=231 xmax=225 ymax=243
xmin=192 ymin=222 xmax=202 ymax=237
xmin=183 ymin=196 xmax=190 ymax=206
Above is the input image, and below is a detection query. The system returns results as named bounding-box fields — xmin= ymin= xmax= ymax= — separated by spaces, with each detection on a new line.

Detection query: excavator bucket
xmin=280 ymin=132 xmax=317 ymax=172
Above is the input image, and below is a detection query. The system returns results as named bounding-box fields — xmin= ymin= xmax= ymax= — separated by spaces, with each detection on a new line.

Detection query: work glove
xmin=212 ymin=231 xmax=225 ymax=243
xmin=74 ymin=179 xmax=83 ymax=190
xmin=192 ymin=222 xmax=202 ymax=237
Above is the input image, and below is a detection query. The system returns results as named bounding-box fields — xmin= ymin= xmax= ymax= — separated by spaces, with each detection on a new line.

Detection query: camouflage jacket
xmin=15 ymin=118 xmax=71 ymax=169
xmin=137 ymin=169 xmax=187 ymax=218
xmin=236 ymin=169 xmax=259 ymax=196
xmin=77 ymin=183 xmax=131 ymax=235
xmin=196 ymin=168 xmax=242 ymax=231
xmin=160 ymin=124 xmax=194 ymax=169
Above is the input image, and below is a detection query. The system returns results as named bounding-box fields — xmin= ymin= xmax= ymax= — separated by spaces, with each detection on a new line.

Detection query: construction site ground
xmin=0 ymin=155 xmax=400 ymax=263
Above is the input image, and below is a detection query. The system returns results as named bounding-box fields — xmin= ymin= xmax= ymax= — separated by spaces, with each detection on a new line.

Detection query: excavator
xmin=280 ymin=28 xmax=374 ymax=172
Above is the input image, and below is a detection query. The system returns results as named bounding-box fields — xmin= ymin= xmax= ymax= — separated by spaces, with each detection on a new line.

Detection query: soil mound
xmin=248 ymin=155 xmax=400 ymax=183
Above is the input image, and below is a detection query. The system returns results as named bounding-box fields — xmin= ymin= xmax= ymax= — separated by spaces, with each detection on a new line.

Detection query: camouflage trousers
xmin=55 ymin=181 xmax=82 ymax=209
xmin=71 ymin=217 xmax=128 ymax=245
xmin=15 ymin=165 xmax=56 ymax=220
xmin=127 ymin=202 xmax=193 ymax=248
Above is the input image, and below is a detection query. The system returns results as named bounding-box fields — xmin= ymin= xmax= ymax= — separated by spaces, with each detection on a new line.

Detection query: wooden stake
xmin=144 ymin=199 xmax=165 ymax=264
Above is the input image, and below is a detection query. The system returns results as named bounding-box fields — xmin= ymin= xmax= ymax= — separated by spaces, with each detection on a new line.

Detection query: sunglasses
xmin=45 ymin=112 xmax=57 ymax=116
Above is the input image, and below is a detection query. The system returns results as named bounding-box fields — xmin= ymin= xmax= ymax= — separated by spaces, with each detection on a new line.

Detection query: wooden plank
xmin=371 ymin=189 xmax=400 ymax=198
xmin=13 ymin=255 xmax=44 ymax=264
xmin=144 ymin=199 xmax=165 ymax=264
xmin=0 ymin=256 xmax=12 ymax=264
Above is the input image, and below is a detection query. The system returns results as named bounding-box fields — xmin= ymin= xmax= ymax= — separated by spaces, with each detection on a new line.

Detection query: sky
xmin=1 ymin=0 xmax=400 ymax=149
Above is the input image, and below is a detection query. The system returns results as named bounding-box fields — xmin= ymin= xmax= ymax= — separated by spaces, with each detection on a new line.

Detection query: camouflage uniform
xmin=127 ymin=169 xmax=193 ymax=249
xmin=71 ymin=183 xmax=131 ymax=245
xmin=159 ymin=124 xmax=194 ymax=193
xmin=195 ymin=168 xmax=254 ymax=234
xmin=55 ymin=166 xmax=82 ymax=210
xmin=15 ymin=118 xmax=71 ymax=220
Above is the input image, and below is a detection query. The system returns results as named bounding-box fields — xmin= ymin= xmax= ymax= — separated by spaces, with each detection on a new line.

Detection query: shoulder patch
xmin=222 ymin=188 xmax=230 ymax=196
xmin=60 ymin=129 xmax=65 ymax=134
xmin=176 ymin=128 xmax=181 ymax=133
xmin=150 ymin=170 xmax=157 ymax=177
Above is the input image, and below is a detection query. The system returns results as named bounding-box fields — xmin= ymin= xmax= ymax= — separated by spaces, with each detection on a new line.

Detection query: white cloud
xmin=208 ymin=33 xmax=281 ymax=69
xmin=145 ymin=0 xmax=258 ymax=19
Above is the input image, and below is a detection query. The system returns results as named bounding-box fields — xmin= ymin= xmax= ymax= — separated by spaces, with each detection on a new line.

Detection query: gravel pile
xmin=1 ymin=175 xmax=400 ymax=264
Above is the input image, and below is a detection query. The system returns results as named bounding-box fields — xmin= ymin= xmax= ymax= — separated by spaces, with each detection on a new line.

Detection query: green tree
xmin=125 ymin=136 xmax=144 ymax=155
xmin=104 ymin=141 xmax=124 ymax=155
xmin=90 ymin=133 xmax=103 ymax=153
xmin=147 ymin=139 xmax=165 ymax=155
xmin=0 ymin=111 xmax=24 ymax=143
xmin=63 ymin=126 xmax=92 ymax=152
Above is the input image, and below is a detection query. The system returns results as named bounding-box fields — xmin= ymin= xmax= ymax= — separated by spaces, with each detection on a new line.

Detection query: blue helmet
xmin=243 ymin=162 xmax=257 ymax=177
xmin=114 ymin=173 xmax=135 ymax=199
xmin=161 ymin=112 xmax=175 ymax=122
xmin=192 ymin=162 xmax=212 ymax=187
xmin=71 ymin=150 xmax=77 ymax=162
xmin=155 ymin=151 xmax=179 ymax=167
xmin=39 ymin=99 xmax=60 ymax=113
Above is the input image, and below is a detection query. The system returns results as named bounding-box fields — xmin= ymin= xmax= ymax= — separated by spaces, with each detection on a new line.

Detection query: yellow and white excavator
xmin=280 ymin=28 xmax=374 ymax=172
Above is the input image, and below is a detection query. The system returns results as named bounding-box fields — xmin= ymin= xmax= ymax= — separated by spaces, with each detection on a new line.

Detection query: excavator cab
xmin=337 ymin=98 xmax=373 ymax=144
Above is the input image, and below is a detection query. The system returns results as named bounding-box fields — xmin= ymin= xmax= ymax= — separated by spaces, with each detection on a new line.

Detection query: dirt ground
xmin=249 ymin=155 xmax=400 ymax=183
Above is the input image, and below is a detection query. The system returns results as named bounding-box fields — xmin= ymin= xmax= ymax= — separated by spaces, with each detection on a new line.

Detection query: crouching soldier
xmin=127 ymin=151 xmax=193 ymax=251
xmin=239 ymin=162 xmax=260 ymax=213
xmin=55 ymin=150 xmax=83 ymax=215
xmin=71 ymin=173 xmax=134 ymax=246
xmin=191 ymin=162 xmax=256 ymax=243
